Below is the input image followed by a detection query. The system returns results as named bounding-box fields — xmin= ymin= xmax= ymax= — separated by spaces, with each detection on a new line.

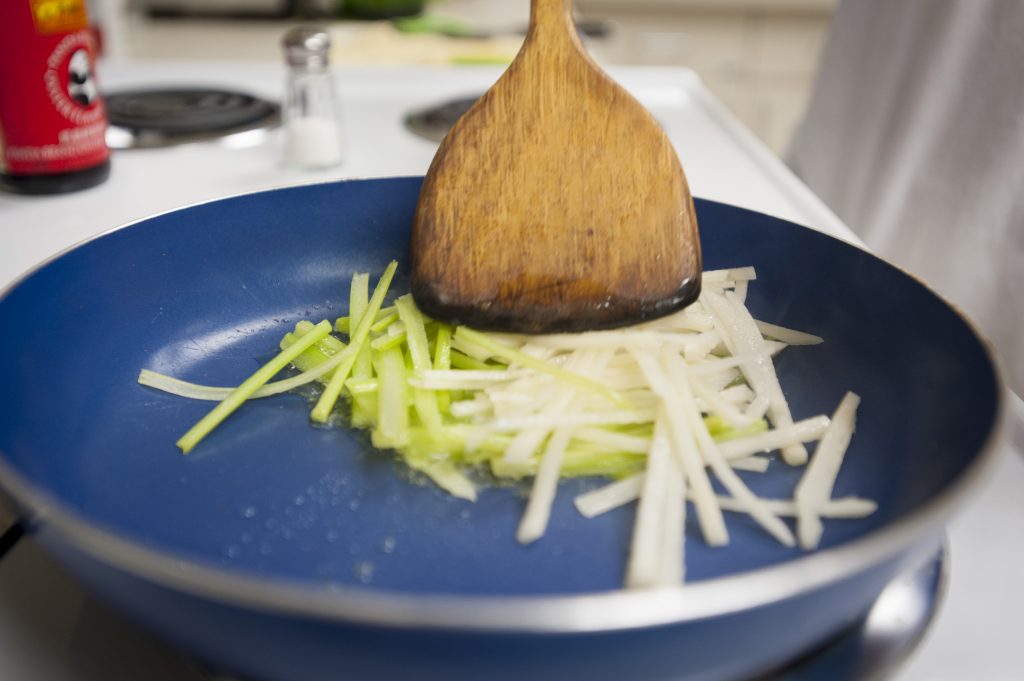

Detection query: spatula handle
xmin=530 ymin=0 xmax=574 ymax=33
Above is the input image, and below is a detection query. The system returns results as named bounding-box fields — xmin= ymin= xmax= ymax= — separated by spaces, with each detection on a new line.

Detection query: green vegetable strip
xmin=349 ymin=273 xmax=373 ymax=380
xmin=347 ymin=275 xmax=374 ymax=427
xmin=370 ymin=310 xmax=400 ymax=333
xmin=411 ymin=389 xmax=444 ymax=436
xmin=280 ymin=333 xmax=335 ymax=378
xmin=371 ymin=330 xmax=407 ymax=351
xmin=407 ymin=459 xmax=476 ymax=501
xmin=455 ymin=327 xmax=626 ymax=407
xmin=450 ymin=334 xmax=494 ymax=362
xmin=177 ymin=319 xmax=333 ymax=453
xmin=349 ymin=279 xmax=369 ymax=324
xmin=433 ymin=324 xmax=453 ymax=368
xmin=311 ymin=261 xmax=397 ymax=422
xmin=706 ymin=415 xmax=768 ymax=441
xmin=280 ymin=328 xmax=344 ymax=356
xmin=348 ymin=276 xmax=372 ymax=431
xmin=335 ymin=305 xmax=396 ymax=334
xmin=280 ymin=322 xmax=347 ymax=379
xmin=395 ymin=295 xmax=444 ymax=437
xmin=490 ymin=447 xmax=645 ymax=480
xmin=288 ymin=319 xmax=347 ymax=354
xmin=561 ymin=448 xmax=645 ymax=478
xmin=433 ymin=323 xmax=453 ymax=412
xmin=394 ymin=296 xmax=431 ymax=368
xmin=371 ymin=345 xmax=409 ymax=448
xmin=350 ymin=391 xmax=378 ymax=428
xmin=345 ymin=377 xmax=378 ymax=394
xmin=450 ymin=350 xmax=500 ymax=371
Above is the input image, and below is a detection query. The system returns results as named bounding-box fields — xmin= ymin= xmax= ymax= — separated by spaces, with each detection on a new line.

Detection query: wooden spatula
xmin=410 ymin=0 xmax=701 ymax=333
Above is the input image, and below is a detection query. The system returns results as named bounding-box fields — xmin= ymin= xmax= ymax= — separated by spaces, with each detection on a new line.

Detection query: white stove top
xmin=0 ymin=63 xmax=1021 ymax=681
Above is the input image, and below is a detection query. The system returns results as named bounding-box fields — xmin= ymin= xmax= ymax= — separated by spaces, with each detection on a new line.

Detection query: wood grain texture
xmin=411 ymin=0 xmax=701 ymax=333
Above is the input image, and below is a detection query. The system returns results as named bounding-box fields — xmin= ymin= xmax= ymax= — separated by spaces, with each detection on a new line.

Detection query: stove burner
xmin=404 ymin=94 xmax=665 ymax=145
xmin=404 ymin=96 xmax=479 ymax=143
xmin=104 ymin=87 xmax=280 ymax=149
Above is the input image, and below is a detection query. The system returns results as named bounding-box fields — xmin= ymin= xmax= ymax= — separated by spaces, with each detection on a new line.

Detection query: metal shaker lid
xmin=282 ymin=26 xmax=332 ymax=69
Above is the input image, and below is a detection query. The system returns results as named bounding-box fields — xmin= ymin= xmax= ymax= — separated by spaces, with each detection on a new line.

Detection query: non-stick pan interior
xmin=0 ymin=177 xmax=1001 ymax=597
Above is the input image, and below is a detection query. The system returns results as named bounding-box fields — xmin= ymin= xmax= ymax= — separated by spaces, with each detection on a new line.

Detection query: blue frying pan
xmin=0 ymin=178 xmax=1005 ymax=681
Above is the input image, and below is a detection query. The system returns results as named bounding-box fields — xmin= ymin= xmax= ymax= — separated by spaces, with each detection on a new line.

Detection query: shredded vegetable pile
xmin=140 ymin=260 xmax=874 ymax=588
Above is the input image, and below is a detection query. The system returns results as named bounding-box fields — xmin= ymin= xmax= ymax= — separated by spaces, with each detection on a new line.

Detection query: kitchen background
xmin=87 ymin=0 xmax=836 ymax=155
xmin=6 ymin=3 xmax=1024 ymax=681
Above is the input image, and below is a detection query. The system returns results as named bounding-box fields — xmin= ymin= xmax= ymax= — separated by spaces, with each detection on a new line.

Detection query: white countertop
xmin=0 ymin=63 xmax=1021 ymax=681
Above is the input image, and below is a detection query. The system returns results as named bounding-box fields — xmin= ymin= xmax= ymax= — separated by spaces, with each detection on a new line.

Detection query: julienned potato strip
xmin=140 ymin=261 xmax=871 ymax=589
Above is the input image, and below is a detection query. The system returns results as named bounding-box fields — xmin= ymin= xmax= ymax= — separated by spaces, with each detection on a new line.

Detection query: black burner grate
xmin=104 ymin=87 xmax=280 ymax=148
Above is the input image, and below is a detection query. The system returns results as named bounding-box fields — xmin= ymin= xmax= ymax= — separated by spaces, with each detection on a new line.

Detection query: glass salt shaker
xmin=281 ymin=26 xmax=344 ymax=169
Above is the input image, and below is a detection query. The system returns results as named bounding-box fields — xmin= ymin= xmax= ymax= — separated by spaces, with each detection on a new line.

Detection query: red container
xmin=0 ymin=0 xmax=110 ymax=194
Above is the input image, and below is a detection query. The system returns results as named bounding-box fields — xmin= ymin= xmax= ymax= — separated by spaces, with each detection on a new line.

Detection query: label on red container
xmin=0 ymin=0 xmax=110 ymax=176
